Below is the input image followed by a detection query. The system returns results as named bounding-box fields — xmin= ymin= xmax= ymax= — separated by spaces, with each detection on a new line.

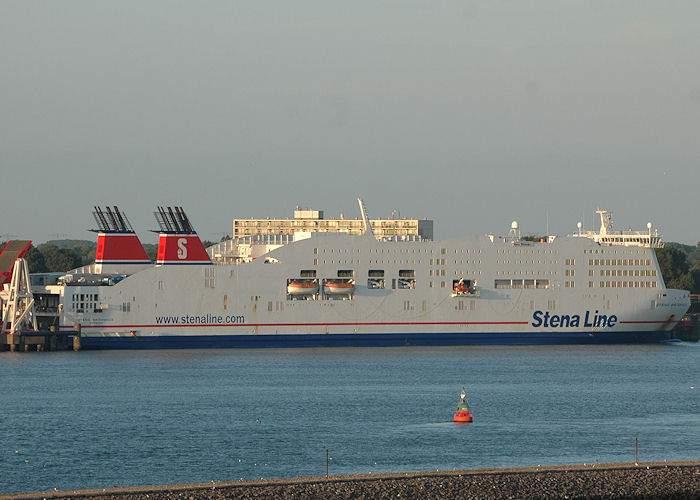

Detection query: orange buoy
xmin=453 ymin=409 xmax=473 ymax=423
xmin=453 ymin=387 xmax=473 ymax=423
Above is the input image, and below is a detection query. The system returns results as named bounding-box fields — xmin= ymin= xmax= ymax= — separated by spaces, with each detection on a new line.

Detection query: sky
xmin=2 ymin=1 xmax=699 ymax=246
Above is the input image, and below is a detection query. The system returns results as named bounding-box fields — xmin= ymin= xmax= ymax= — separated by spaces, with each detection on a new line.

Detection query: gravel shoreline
xmin=3 ymin=461 xmax=699 ymax=500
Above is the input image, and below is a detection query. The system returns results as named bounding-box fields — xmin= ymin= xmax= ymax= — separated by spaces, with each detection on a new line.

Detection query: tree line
xmin=3 ymin=239 xmax=700 ymax=294
xmin=656 ymin=243 xmax=700 ymax=293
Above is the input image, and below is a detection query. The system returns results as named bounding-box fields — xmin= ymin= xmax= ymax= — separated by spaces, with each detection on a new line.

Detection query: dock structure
xmin=2 ymin=325 xmax=80 ymax=352
xmin=1 ymin=252 xmax=81 ymax=352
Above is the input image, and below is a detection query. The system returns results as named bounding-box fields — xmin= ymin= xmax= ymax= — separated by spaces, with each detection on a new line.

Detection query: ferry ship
xmin=2 ymin=202 xmax=691 ymax=348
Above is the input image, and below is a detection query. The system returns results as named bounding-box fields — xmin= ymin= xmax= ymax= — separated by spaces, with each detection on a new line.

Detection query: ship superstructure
xmin=8 ymin=201 xmax=690 ymax=349
xmin=572 ymin=209 xmax=663 ymax=248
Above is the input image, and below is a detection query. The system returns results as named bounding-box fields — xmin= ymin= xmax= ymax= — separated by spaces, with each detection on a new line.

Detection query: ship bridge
xmin=571 ymin=209 xmax=662 ymax=248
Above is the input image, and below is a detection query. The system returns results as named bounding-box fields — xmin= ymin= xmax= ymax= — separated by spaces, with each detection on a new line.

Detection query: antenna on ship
xmin=357 ymin=198 xmax=375 ymax=238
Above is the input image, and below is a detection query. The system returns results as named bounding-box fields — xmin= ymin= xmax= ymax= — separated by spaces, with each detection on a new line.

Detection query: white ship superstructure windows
xmin=368 ymin=269 xmax=385 ymax=289
xmin=71 ymin=293 xmax=101 ymax=313
xmin=600 ymin=281 xmax=657 ymax=288
xmin=204 ymin=268 xmax=215 ymax=289
xmin=398 ymin=270 xmax=416 ymax=289
xmin=495 ymin=279 xmax=549 ymax=289
xmin=585 ymin=255 xmax=657 ymax=287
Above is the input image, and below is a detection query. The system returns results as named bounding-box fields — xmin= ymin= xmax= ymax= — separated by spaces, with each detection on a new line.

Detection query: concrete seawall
xmin=2 ymin=461 xmax=699 ymax=500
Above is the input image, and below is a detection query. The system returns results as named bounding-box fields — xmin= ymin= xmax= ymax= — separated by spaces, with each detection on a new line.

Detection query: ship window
xmin=399 ymin=269 xmax=415 ymax=278
xmin=495 ymin=279 xmax=511 ymax=289
xmin=300 ymin=270 xmax=316 ymax=277
xmin=368 ymin=269 xmax=384 ymax=277
xmin=512 ymin=279 xmax=523 ymax=288
xmin=367 ymin=278 xmax=385 ymax=289
xmin=536 ymin=279 xmax=550 ymax=289
xmin=398 ymin=278 xmax=416 ymax=289
xmin=392 ymin=279 xmax=397 ymax=289
xmin=337 ymin=270 xmax=354 ymax=277
xmin=204 ymin=268 xmax=215 ymax=288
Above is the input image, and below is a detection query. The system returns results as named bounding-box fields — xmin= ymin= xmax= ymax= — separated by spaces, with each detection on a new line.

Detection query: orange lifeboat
xmin=453 ymin=388 xmax=473 ymax=423
xmin=287 ymin=281 xmax=319 ymax=295
xmin=323 ymin=281 xmax=355 ymax=295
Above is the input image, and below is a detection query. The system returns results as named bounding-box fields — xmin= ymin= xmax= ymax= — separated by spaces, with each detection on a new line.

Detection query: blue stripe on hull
xmin=79 ymin=330 xmax=672 ymax=349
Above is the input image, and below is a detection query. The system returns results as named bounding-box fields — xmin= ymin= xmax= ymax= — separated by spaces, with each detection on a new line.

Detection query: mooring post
xmin=73 ymin=323 xmax=81 ymax=351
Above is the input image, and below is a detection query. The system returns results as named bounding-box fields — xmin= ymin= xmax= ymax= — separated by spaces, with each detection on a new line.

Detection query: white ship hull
xmin=49 ymin=232 xmax=690 ymax=348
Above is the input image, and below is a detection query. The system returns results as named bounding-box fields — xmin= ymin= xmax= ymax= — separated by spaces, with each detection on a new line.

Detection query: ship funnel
xmin=154 ymin=206 xmax=211 ymax=265
xmin=91 ymin=206 xmax=151 ymax=274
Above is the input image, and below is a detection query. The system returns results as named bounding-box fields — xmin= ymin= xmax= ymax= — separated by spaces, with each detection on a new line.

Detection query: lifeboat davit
xmin=453 ymin=388 xmax=473 ymax=423
xmin=287 ymin=281 xmax=319 ymax=295
xmin=323 ymin=281 xmax=355 ymax=294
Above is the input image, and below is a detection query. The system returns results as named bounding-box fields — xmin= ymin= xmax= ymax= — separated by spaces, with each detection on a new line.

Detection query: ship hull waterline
xmin=73 ymin=330 xmax=676 ymax=349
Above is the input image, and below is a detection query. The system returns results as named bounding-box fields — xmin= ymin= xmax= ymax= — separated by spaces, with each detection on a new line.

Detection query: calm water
xmin=1 ymin=343 xmax=699 ymax=494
